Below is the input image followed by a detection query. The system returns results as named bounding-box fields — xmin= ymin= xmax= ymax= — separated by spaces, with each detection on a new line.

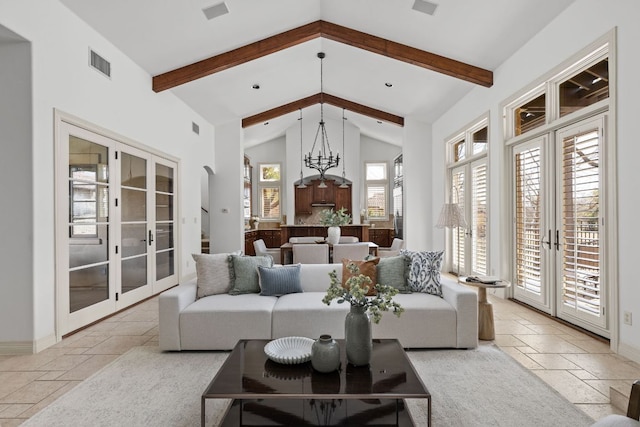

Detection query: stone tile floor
xmin=0 ymin=292 xmax=638 ymax=425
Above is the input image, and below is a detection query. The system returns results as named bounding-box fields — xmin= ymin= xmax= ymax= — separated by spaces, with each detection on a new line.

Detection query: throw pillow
xmin=258 ymin=264 xmax=303 ymax=296
xmin=376 ymin=255 xmax=410 ymax=290
xmin=228 ymin=255 xmax=273 ymax=295
xmin=401 ymin=249 xmax=444 ymax=297
xmin=192 ymin=253 xmax=234 ymax=299
xmin=342 ymin=258 xmax=380 ymax=296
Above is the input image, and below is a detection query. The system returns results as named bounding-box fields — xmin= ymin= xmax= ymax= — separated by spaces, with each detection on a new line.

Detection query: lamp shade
xmin=435 ymin=203 xmax=468 ymax=229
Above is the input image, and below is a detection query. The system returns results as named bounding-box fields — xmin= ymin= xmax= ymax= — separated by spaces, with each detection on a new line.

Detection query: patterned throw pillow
xmin=401 ymin=249 xmax=444 ymax=297
xmin=228 ymin=255 xmax=273 ymax=295
xmin=192 ymin=253 xmax=234 ymax=299
xmin=376 ymin=255 xmax=410 ymax=290
xmin=342 ymin=258 xmax=380 ymax=296
xmin=258 ymin=264 xmax=303 ymax=296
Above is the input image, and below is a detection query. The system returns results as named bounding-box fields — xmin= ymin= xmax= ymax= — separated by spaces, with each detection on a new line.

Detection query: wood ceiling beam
xmin=241 ymin=93 xmax=404 ymax=128
xmin=153 ymin=20 xmax=493 ymax=92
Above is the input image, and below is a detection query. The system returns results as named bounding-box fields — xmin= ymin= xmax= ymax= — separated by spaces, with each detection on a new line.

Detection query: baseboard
xmin=0 ymin=341 xmax=35 ymax=355
xmin=0 ymin=333 xmax=58 ymax=355
xmin=618 ymin=342 xmax=640 ymax=364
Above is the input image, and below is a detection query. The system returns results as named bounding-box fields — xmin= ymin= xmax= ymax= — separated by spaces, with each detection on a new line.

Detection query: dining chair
xmin=378 ymin=238 xmax=405 ymax=258
xmin=338 ymin=236 xmax=359 ymax=243
xmin=289 ymin=236 xmax=320 ymax=244
xmin=332 ymin=242 xmax=370 ymax=264
xmin=293 ymin=243 xmax=329 ymax=264
xmin=253 ymin=239 xmax=280 ymax=262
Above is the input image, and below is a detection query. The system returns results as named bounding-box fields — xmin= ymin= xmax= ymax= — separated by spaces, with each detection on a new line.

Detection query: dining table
xmin=279 ymin=241 xmax=379 ymax=264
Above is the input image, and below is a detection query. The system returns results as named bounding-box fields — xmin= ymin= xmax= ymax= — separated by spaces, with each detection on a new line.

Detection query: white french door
xmin=56 ymin=121 xmax=178 ymax=335
xmin=451 ymin=158 xmax=488 ymax=277
xmin=512 ymin=114 xmax=607 ymax=336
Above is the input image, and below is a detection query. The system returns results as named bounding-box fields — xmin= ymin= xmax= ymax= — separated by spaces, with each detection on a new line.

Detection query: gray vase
xmin=345 ymin=305 xmax=372 ymax=366
xmin=311 ymin=334 xmax=341 ymax=373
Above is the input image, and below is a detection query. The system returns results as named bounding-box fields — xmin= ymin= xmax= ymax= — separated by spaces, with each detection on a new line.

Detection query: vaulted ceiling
xmin=60 ymin=0 xmax=576 ymax=146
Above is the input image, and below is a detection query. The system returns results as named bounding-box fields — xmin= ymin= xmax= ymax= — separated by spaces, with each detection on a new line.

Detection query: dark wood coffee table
xmin=201 ymin=338 xmax=431 ymax=426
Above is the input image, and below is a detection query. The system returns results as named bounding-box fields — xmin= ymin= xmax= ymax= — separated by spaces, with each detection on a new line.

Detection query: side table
xmin=459 ymin=277 xmax=511 ymax=340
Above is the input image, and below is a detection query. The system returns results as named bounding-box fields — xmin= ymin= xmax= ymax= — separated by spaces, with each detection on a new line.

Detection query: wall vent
xmin=89 ymin=49 xmax=111 ymax=78
xmin=202 ymin=2 xmax=229 ymax=20
xmin=192 ymin=122 xmax=200 ymax=135
xmin=412 ymin=0 xmax=438 ymax=16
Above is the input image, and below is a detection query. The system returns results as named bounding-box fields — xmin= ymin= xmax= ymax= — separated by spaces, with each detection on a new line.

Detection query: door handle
xmin=148 ymin=230 xmax=154 ymax=246
xmin=541 ymin=229 xmax=551 ymax=249
xmin=554 ymin=230 xmax=560 ymax=250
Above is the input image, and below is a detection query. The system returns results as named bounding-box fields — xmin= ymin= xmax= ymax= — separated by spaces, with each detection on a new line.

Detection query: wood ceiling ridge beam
xmin=153 ymin=20 xmax=493 ymax=93
xmin=318 ymin=21 xmax=493 ymax=88
xmin=153 ymin=21 xmax=322 ymax=92
xmin=242 ymin=92 xmax=403 ymax=128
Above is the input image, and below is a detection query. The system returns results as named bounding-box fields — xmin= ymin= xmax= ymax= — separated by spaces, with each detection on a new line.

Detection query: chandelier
xmin=304 ymin=52 xmax=339 ymax=186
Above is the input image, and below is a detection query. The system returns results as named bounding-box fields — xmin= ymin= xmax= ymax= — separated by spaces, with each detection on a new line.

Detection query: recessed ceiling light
xmin=202 ymin=2 xmax=229 ymax=20
xmin=263 ymin=122 xmax=269 ymax=126
xmin=412 ymin=0 xmax=438 ymax=16
xmin=252 ymin=84 xmax=260 ymax=89
xmin=377 ymin=120 xmax=383 ymax=124
xmin=385 ymin=82 xmax=393 ymax=87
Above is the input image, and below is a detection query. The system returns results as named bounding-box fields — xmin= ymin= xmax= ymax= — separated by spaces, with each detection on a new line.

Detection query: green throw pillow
xmin=228 ymin=255 xmax=273 ymax=295
xmin=376 ymin=255 xmax=410 ymax=290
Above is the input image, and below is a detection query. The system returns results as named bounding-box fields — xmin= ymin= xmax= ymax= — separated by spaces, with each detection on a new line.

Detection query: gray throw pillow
xmin=192 ymin=253 xmax=234 ymax=299
xmin=376 ymin=255 xmax=410 ymax=290
xmin=258 ymin=264 xmax=303 ymax=296
xmin=228 ymin=255 xmax=273 ymax=295
xmin=401 ymin=249 xmax=444 ymax=297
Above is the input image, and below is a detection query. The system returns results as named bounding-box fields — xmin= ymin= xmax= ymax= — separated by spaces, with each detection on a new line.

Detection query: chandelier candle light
xmin=305 ymin=52 xmax=339 ymax=187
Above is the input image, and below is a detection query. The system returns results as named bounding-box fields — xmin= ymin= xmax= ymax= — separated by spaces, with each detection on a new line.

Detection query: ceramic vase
xmin=311 ymin=334 xmax=341 ymax=373
xmin=326 ymin=226 xmax=341 ymax=245
xmin=344 ymin=305 xmax=372 ymax=366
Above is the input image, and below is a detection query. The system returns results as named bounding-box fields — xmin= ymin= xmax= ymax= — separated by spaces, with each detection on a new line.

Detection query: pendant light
xmin=296 ymin=108 xmax=307 ymax=189
xmin=339 ymin=108 xmax=349 ymax=188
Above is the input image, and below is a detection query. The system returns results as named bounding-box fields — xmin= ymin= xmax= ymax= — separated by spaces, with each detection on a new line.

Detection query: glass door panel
xmin=154 ymin=159 xmax=177 ymax=290
xmin=119 ymin=150 xmax=151 ymax=299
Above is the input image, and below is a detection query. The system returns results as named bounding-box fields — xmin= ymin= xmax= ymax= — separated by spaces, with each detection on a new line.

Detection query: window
xmin=514 ymin=92 xmax=546 ymax=136
xmin=258 ymin=163 xmax=281 ymax=220
xmin=559 ymin=58 xmax=609 ymax=118
xmin=365 ymin=162 xmax=388 ymax=220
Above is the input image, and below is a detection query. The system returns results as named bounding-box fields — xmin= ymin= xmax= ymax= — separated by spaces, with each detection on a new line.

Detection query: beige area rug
xmin=23 ymin=344 xmax=594 ymax=426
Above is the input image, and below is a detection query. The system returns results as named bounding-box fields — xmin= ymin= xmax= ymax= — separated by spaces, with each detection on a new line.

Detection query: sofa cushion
xmin=228 ymin=255 xmax=273 ymax=295
xmin=191 ymin=253 xmax=234 ymax=298
xmin=402 ymin=250 xmax=444 ymax=297
xmin=180 ymin=293 xmax=277 ymax=350
xmin=258 ymin=264 xmax=303 ymax=296
xmin=342 ymin=258 xmax=379 ymax=296
xmin=376 ymin=255 xmax=410 ymax=290
xmin=272 ymin=292 xmax=350 ymax=340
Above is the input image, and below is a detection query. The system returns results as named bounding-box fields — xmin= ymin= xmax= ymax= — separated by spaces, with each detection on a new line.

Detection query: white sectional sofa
xmin=159 ymin=263 xmax=478 ymax=351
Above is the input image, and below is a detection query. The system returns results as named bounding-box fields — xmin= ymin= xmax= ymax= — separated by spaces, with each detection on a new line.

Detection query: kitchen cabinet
xmin=244 ymin=230 xmax=258 ymax=256
xmin=294 ymin=185 xmax=312 ymax=215
xmin=334 ymin=185 xmax=352 ymax=215
xmin=311 ymin=179 xmax=335 ymax=204
xmin=369 ymin=228 xmax=394 ymax=247
xmin=258 ymin=229 xmax=282 ymax=248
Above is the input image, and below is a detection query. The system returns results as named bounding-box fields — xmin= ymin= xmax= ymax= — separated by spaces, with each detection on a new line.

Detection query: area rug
xmin=23 ymin=344 xmax=594 ymax=426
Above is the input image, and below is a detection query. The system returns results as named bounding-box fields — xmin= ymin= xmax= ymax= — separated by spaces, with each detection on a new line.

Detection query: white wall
xmin=0 ymin=32 xmax=33 ymax=346
xmin=0 ymin=0 xmax=214 ymax=350
xmin=245 ymin=136 xmax=286 ymax=221
xmin=431 ymin=0 xmax=640 ymax=359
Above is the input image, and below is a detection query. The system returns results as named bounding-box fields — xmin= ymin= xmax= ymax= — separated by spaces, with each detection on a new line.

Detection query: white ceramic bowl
xmin=264 ymin=336 xmax=314 ymax=364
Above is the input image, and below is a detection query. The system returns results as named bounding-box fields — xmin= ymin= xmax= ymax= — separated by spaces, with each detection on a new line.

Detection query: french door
xmin=512 ymin=114 xmax=607 ymax=335
xmin=56 ymin=121 xmax=178 ymax=336
xmin=451 ymin=158 xmax=488 ymax=276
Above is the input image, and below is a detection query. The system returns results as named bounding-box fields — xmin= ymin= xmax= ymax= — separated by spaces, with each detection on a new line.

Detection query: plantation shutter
xmin=514 ymin=145 xmax=542 ymax=295
xmin=560 ymin=130 xmax=600 ymax=315
xmin=261 ymin=187 xmax=280 ymax=219
xmin=452 ymin=169 xmax=465 ymax=273
xmin=471 ymin=162 xmax=487 ymax=275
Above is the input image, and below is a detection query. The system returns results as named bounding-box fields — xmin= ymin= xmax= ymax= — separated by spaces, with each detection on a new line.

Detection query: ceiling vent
xmin=89 ymin=49 xmax=111 ymax=78
xmin=192 ymin=121 xmax=200 ymax=135
xmin=202 ymin=2 xmax=229 ymax=20
xmin=412 ymin=0 xmax=438 ymax=16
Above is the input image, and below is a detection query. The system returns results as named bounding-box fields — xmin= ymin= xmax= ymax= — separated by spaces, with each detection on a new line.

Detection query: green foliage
xmin=318 ymin=207 xmax=352 ymax=226
xmin=322 ymin=263 xmax=404 ymax=324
